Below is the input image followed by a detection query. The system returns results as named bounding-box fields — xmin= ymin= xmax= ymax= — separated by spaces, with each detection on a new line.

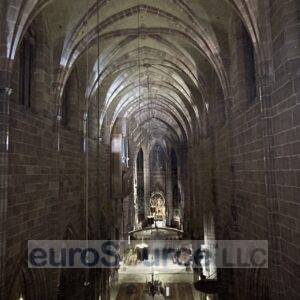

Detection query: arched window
xmin=136 ymin=148 xmax=144 ymax=221
xmin=241 ymin=24 xmax=257 ymax=102
xmin=61 ymin=79 xmax=70 ymax=126
xmin=150 ymin=144 xmax=166 ymax=171
xmin=19 ymin=28 xmax=35 ymax=107
xmin=173 ymin=185 xmax=181 ymax=208
xmin=171 ymin=148 xmax=178 ymax=175
xmin=137 ymin=148 xmax=144 ymax=171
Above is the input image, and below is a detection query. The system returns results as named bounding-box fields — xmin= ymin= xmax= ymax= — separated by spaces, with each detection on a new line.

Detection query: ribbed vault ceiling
xmin=7 ymin=0 xmax=259 ymax=147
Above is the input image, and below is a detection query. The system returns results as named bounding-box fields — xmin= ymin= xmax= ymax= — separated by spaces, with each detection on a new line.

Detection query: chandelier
xmin=145 ymin=273 xmax=162 ymax=298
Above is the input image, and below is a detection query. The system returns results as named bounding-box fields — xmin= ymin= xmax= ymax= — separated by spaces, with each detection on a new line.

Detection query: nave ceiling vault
xmin=4 ymin=0 xmax=259 ymax=146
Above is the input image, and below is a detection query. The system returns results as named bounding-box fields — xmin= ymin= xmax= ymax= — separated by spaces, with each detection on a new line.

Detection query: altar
xmin=148 ymin=192 xmax=166 ymax=227
xmin=131 ymin=191 xmax=183 ymax=239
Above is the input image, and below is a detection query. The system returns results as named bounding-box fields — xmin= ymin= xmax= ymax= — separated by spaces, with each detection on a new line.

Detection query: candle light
xmin=166 ymin=286 xmax=170 ymax=297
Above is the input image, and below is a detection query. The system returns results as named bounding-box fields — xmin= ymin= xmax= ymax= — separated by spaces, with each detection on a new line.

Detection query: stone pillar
xmin=181 ymin=148 xmax=192 ymax=239
xmin=203 ymin=214 xmax=217 ymax=279
xmin=166 ymin=152 xmax=173 ymax=226
xmin=177 ymin=166 xmax=184 ymax=230
xmin=180 ymin=147 xmax=190 ymax=235
xmin=143 ymin=146 xmax=150 ymax=217
xmin=187 ymin=147 xmax=195 ymax=238
xmin=0 ymin=86 xmax=10 ymax=296
xmin=133 ymin=155 xmax=139 ymax=228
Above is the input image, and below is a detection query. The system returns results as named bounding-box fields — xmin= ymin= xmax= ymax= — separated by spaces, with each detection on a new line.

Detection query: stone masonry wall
xmin=2 ymin=18 xmax=112 ymax=300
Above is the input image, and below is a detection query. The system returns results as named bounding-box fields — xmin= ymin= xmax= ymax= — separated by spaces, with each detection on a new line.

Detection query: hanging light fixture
xmin=148 ymin=69 xmax=155 ymax=147
xmin=145 ymin=273 xmax=163 ymax=298
xmin=146 ymin=64 xmax=151 ymax=134
xmin=137 ymin=6 xmax=141 ymax=126
xmin=83 ymin=0 xmax=93 ymax=290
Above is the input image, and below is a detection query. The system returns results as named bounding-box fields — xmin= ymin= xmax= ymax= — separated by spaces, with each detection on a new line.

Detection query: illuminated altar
xmin=148 ymin=191 xmax=166 ymax=227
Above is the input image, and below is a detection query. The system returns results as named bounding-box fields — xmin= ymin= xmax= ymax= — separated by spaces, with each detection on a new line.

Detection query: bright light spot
xmin=6 ymin=41 xmax=12 ymax=58
xmin=60 ymin=56 xmax=68 ymax=68
xmin=205 ymin=102 xmax=209 ymax=112
xmin=57 ymin=134 xmax=60 ymax=152
xmin=166 ymin=286 xmax=170 ymax=296
xmin=111 ymin=137 xmax=121 ymax=153
xmin=6 ymin=131 xmax=9 ymax=151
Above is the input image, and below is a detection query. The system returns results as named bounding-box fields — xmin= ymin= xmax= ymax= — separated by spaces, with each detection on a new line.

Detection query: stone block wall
xmin=185 ymin=1 xmax=299 ymax=299
xmin=0 ymin=16 xmax=112 ymax=300
xmin=269 ymin=0 xmax=300 ymax=298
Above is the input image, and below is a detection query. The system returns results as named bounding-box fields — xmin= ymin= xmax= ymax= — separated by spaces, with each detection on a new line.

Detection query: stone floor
xmin=114 ymin=283 xmax=218 ymax=300
xmin=115 ymin=283 xmax=195 ymax=300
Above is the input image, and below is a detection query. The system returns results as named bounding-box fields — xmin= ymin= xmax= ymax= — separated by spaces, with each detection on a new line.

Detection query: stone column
xmin=143 ymin=146 xmax=150 ymax=217
xmin=166 ymin=152 xmax=173 ymax=226
xmin=133 ymin=154 xmax=139 ymax=228
xmin=177 ymin=165 xmax=184 ymax=230
xmin=180 ymin=147 xmax=190 ymax=235
xmin=0 ymin=86 xmax=10 ymax=296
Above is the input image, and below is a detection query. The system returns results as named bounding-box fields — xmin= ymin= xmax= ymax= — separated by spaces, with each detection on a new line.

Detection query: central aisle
xmin=116 ymin=283 xmax=195 ymax=300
